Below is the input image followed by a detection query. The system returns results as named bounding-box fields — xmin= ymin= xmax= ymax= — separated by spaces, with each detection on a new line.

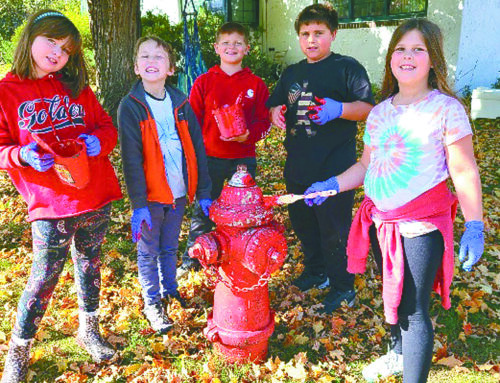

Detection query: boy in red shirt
xmin=179 ymin=22 xmax=271 ymax=274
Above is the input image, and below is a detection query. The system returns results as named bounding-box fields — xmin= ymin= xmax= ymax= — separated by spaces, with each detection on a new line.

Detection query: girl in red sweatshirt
xmin=0 ymin=10 xmax=122 ymax=382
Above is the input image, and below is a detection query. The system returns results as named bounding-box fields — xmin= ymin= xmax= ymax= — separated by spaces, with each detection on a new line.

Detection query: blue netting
xmin=177 ymin=0 xmax=207 ymax=95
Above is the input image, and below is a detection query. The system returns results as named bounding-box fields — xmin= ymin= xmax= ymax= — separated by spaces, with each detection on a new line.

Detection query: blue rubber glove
xmin=307 ymin=96 xmax=343 ymax=125
xmin=131 ymin=207 xmax=152 ymax=243
xmin=304 ymin=176 xmax=339 ymax=206
xmin=459 ymin=220 xmax=484 ymax=271
xmin=78 ymin=134 xmax=101 ymax=156
xmin=199 ymin=198 xmax=212 ymax=217
xmin=19 ymin=142 xmax=54 ymax=172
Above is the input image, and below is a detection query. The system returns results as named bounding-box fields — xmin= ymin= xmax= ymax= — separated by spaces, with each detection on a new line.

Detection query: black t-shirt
xmin=267 ymin=53 xmax=374 ymax=185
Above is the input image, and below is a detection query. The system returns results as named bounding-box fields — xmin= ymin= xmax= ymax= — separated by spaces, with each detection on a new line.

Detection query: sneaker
xmin=177 ymin=257 xmax=201 ymax=278
xmin=362 ymin=350 xmax=403 ymax=382
xmin=319 ymin=288 xmax=356 ymax=314
xmin=292 ymin=271 xmax=329 ymax=291
xmin=166 ymin=291 xmax=187 ymax=308
xmin=143 ymin=302 xmax=173 ymax=334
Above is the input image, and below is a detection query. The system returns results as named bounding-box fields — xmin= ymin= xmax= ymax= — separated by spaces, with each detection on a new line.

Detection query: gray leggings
xmin=370 ymin=226 xmax=444 ymax=383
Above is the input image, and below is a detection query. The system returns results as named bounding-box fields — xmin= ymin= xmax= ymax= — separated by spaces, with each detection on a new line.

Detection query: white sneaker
xmin=362 ymin=350 xmax=403 ymax=382
xmin=143 ymin=302 xmax=173 ymax=334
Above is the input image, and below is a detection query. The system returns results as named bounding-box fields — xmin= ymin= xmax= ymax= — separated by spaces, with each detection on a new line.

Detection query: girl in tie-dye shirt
xmin=304 ymin=19 xmax=484 ymax=383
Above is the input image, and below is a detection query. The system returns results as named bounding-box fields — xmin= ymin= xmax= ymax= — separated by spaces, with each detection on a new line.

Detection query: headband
xmin=33 ymin=11 xmax=66 ymax=25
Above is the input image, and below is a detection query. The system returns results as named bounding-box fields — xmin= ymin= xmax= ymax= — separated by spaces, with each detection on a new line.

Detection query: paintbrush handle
xmin=306 ymin=189 xmax=338 ymax=198
xmin=275 ymin=189 xmax=338 ymax=205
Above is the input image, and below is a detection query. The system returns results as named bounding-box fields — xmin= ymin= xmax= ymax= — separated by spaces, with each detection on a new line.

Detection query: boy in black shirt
xmin=267 ymin=3 xmax=374 ymax=313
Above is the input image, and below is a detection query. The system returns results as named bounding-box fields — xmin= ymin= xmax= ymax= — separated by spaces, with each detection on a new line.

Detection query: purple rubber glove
xmin=199 ymin=198 xmax=212 ymax=216
xmin=131 ymin=207 xmax=152 ymax=243
xmin=459 ymin=220 xmax=484 ymax=271
xmin=19 ymin=142 xmax=54 ymax=172
xmin=307 ymin=96 xmax=343 ymax=125
xmin=78 ymin=133 xmax=101 ymax=156
xmin=304 ymin=176 xmax=339 ymax=206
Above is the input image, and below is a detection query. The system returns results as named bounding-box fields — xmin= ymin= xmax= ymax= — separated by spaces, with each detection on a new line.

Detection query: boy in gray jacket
xmin=118 ymin=36 xmax=211 ymax=334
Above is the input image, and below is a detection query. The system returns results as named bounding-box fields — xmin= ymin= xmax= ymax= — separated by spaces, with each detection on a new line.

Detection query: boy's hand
xmin=459 ymin=221 xmax=484 ymax=271
xmin=131 ymin=207 xmax=152 ymax=243
xmin=220 ymin=130 xmax=250 ymax=142
xmin=199 ymin=199 xmax=212 ymax=216
xmin=308 ymin=96 xmax=343 ymax=125
xmin=270 ymin=105 xmax=286 ymax=130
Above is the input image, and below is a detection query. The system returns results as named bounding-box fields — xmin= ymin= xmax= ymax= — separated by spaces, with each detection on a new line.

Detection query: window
xmin=227 ymin=0 xmax=259 ymax=26
xmin=204 ymin=0 xmax=259 ymax=26
xmin=328 ymin=0 xmax=427 ymax=23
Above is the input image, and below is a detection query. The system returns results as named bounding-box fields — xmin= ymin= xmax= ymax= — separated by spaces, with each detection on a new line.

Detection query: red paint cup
xmin=33 ymin=134 xmax=90 ymax=189
xmin=212 ymin=95 xmax=247 ymax=139
xmin=49 ymin=138 xmax=90 ymax=189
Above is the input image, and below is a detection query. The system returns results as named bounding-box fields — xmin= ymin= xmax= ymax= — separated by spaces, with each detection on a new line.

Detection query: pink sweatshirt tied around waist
xmin=346 ymin=181 xmax=458 ymax=324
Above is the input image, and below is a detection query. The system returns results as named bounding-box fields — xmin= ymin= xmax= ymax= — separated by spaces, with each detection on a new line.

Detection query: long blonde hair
xmin=381 ymin=19 xmax=456 ymax=101
xmin=11 ymin=9 xmax=88 ymax=97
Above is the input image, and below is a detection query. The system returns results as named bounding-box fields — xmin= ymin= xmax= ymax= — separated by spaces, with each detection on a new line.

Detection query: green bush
xmin=8 ymin=0 xmax=95 ymax=84
xmin=0 ymin=0 xmax=81 ymax=40
xmin=0 ymin=39 xmax=14 ymax=66
xmin=492 ymin=77 xmax=500 ymax=89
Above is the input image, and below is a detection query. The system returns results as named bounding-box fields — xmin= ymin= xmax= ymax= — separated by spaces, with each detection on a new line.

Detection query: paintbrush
xmin=273 ymin=189 xmax=338 ymax=205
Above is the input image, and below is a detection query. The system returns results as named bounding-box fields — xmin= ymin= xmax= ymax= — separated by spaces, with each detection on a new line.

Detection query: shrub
xmin=0 ymin=39 xmax=14 ymax=66
xmin=492 ymin=77 xmax=500 ymax=89
xmin=9 ymin=0 xmax=95 ymax=84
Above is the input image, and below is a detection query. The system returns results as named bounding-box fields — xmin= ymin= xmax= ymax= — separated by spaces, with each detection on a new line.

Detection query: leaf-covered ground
xmin=0 ymin=118 xmax=498 ymax=382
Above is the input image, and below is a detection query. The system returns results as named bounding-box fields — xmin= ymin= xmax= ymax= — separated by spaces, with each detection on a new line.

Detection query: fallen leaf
xmin=436 ymin=355 xmax=463 ymax=368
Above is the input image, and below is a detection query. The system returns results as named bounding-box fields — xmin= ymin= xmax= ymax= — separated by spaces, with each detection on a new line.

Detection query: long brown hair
xmin=380 ymin=19 xmax=456 ymax=101
xmin=11 ymin=9 xmax=88 ymax=97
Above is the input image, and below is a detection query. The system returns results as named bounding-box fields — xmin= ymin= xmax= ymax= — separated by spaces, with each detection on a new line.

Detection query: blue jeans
xmin=137 ymin=198 xmax=186 ymax=305
xmin=13 ymin=205 xmax=111 ymax=340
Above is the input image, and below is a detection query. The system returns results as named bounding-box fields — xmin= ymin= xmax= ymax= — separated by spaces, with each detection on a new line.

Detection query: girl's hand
xmin=19 ymin=142 xmax=54 ymax=172
xmin=459 ymin=220 xmax=484 ymax=271
xmin=270 ymin=105 xmax=286 ymax=130
xmin=79 ymin=134 xmax=101 ymax=156
xmin=304 ymin=176 xmax=339 ymax=206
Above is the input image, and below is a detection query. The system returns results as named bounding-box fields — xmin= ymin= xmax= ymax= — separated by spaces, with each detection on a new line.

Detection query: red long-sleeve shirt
xmin=189 ymin=65 xmax=271 ymax=159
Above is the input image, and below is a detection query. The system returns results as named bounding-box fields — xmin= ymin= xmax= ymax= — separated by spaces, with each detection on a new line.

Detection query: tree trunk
xmin=87 ymin=0 xmax=141 ymax=122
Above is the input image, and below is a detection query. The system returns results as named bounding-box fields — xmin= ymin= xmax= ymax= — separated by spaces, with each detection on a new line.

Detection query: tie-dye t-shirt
xmin=364 ymin=90 xmax=471 ymax=212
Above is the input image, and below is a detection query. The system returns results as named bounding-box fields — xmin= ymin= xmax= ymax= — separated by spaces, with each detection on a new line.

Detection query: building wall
xmin=455 ymin=0 xmax=500 ymax=92
xmin=264 ymin=0 xmax=475 ymax=91
xmin=142 ymin=0 xmax=181 ymax=23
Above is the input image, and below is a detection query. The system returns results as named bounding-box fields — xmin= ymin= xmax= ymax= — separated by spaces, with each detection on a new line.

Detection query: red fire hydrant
xmin=189 ymin=165 xmax=288 ymax=363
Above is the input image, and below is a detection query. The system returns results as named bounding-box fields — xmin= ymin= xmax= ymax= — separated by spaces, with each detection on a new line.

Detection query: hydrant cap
xmin=228 ymin=164 xmax=256 ymax=187
xmin=210 ymin=164 xmax=273 ymax=227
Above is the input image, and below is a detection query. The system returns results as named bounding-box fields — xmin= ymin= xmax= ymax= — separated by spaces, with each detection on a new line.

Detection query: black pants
xmin=286 ymin=179 xmax=355 ymax=292
xmin=182 ymin=156 xmax=257 ymax=261
xmin=370 ymin=225 xmax=444 ymax=383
